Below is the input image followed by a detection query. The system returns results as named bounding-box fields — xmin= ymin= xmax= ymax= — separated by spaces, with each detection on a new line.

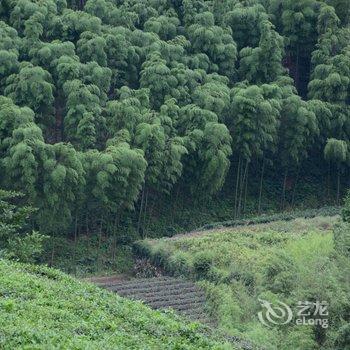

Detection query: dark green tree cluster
xmin=0 ymin=0 xmax=349 ymax=238
xmin=0 ymin=189 xmax=47 ymax=263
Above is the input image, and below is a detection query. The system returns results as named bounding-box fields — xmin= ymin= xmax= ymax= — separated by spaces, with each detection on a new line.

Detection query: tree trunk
xmin=258 ymin=158 xmax=265 ymax=214
xmin=86 ymin=212 xmax=89 ymax=235
xmin=72 ymin=213 xmax=78 ymax=275
xmin=281 ymin=170 xmax=288 ymax=210
xmin=243 ymin=162 xmax=249 ymax=213
xmin=143 ymin=188 xmax=149 ymax=238
xmin=146 ymin=194 xmax=157 ymax=235
xmin=234 ymin=157 xmax=241 ymax=219
xmin=291 ymin=166 xmax=301 ymax=208
xmin=137 ymin=186 xmax=145 ymax=235
xmin=96 ymin=219 xmax=103 ymax=272
xmin=337 ymin=168 xmax=341 ymax=205
xmin=238 ymin=160 xmax=249 ymax=218
xmin=50 ymin=234 xmax=55 ymax=267
xmin=327 ymin=161 xmax=331 ymax=202
xmin=112 ymin=213 xmax=120 ymax=261
xmin=171 ymin=186 xmax=180 ymax=224
xmin=295 ymin=44 xmax=300 ymax=93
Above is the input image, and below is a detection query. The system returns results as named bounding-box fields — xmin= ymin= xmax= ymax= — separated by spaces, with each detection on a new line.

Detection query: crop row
xmin=113 ymin=283 xmax=201 ymax=296
xmin=145 ymin=296 xmax=205 ymax=309
xmin=101 ymin=276 xmax=173 ymax=288
xmin=108 ymin=279 xmax=195 ymax=293
xmin=103 ymin=276 xmax=210 ymax=323
xmin=151 ymin=299 xmax=206 ymax=312
xmin=120 ymin=289 xmax=205 ymax=302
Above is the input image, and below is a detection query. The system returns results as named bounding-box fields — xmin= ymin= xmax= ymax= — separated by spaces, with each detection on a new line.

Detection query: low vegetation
xmin=99 ymin=277 xmax=209 ymax=324
xmin=136 ymin=215 xmax=350 ymax=349
xmin=0 ymin=259 xmax=234 ymax=349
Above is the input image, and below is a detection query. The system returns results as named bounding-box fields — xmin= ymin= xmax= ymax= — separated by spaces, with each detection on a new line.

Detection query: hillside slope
xmin=135 ymin=215 xmax=350 ymax=349
xmin=0 ymin=260 xmax=233 ymax=349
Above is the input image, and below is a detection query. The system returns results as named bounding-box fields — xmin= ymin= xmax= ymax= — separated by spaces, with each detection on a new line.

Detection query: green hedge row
xmin=198 ymin=206 xmax=340 ymax=231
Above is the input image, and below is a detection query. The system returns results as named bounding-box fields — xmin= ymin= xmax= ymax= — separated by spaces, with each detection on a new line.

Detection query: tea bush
xmin=0 ymin=259 xmax=233 ymax=349
xmin=193 ymin=251 xmax=214 ymax=279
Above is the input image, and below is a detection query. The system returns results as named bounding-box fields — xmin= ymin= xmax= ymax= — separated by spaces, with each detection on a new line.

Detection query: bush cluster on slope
xmin=0 ymin=259 xmax=233 ymax=349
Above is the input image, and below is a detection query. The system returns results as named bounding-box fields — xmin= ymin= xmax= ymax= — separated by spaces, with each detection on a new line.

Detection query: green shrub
xmin=133 ymin=240 xmax=153 ymax=257
xmin=0 ymin=189 xmax=47 ymax=263
xmin=165 ymin=226 xmax=178 ymax=237
xmin=334 ymin=222 xmax=350 ymax=258
xmin=335 ymin=191 xmax=350 ymax=258
xmin=342 ymin=191 xmax=350 ymax=223
xmin=6 ymin=231 xmax=47 ymax=263
xmin=200 ymin=282 xmax=243 ymax=333
xmin=207 ymin=266 xmax=230 ymax=283
xmin=167 ymin=251 xmax=192 ymax=276
xmin=242 ymin=323 xmax=279 ymax=350
xmin=280 ymin=327 xmax=317 ymax=350
xmin=116 ymin=226 xmax=139 ymax=245
xmin=335 ymin=323 xmax=350 ymax=350
xmin=150 ymin=243 xmax=172 ymax=266
xmin=228 ymin=266 xmax=255 ymax=290
xmin=136 ymin=214 xmax=347 ymax=349
xmin=257 ymin=231 xmax=288 ymax=245
xmin=263 ymin=251 xmax=297 ymax=295
xmin=193 ymin=251 xmax=214 ymax=278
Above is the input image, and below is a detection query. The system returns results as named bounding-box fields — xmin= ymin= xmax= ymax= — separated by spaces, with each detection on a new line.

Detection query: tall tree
xmin=77 ymin=31 xmax=107 ymax=67
xmin=63 ymin=79 xmax=104 ymax=150
xmin=0 ymin=189 xmax=47 ymax=263
xmin=324 ymin=138 xmax=348 ymax=204
xmin=277 ymin=95 xmax=319 ymax=207
xmin=229 ymin=84 xmax=281 ymax=215
xmin=270 ymin=0 xmax=319 ymax=95
xmin=140 ymin=52 xmax=177 ymax=109
xmin=224 ymin=3 xmax=269 ymax=50
xmin=4 ymin=63 xmax=55 ymax=130
xmin=238 ymin=20 xmax=285 ymax=83
xmin=187 ymin=12 xmax=237 ymax=80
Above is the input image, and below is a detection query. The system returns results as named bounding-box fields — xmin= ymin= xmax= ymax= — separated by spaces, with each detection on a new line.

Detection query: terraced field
xmin=93 ymin=276 xmax=211 ymax=324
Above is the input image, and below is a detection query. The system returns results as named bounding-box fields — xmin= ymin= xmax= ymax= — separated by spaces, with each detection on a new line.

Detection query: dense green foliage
xmin=1 ymin=3 xmax=349 ymax=348
xmin=0 ymin=189 xmax=47 ymax=262
xmin=136 ymin=216 xmax=350 ymax=349
xmin=0 ymin=259 xmax=233 ymax=349
xmin=0 ymin=0 xmax=349 ymax=241
xmin=334 ymin=191 xmax=350 ymax=258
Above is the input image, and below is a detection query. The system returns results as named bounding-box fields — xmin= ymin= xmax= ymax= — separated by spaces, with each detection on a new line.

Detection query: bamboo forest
xmin=0 ymin=1 xmax=350 ymax=349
